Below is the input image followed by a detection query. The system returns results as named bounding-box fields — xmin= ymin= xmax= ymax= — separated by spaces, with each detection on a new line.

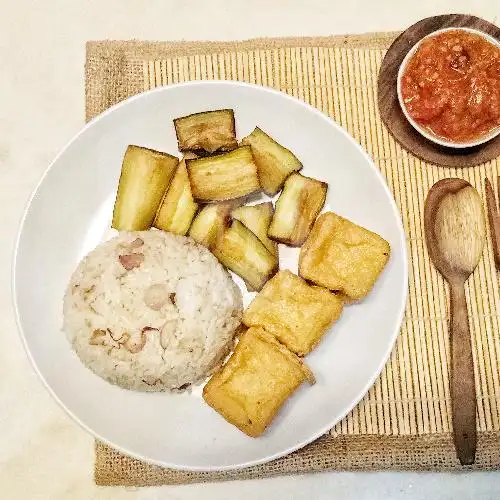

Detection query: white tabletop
xmin=1 ymin=1 xmax=499 ymax=498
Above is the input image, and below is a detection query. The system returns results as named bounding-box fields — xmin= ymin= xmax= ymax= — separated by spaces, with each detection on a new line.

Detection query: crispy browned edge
xmin=128 ymin=144 xmax=179 ymax=160
xmin=174 ymin=109 xmax=237 ymax=153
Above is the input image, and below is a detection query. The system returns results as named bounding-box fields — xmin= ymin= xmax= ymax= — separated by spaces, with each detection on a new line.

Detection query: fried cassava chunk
xmin=188 ymin=202 xmax=234 ymax=250
xmin=174 ymin=109 xmax=237 ymax=153
xmin=299 ymin=212 xmax=391 ymax=300
xmin=213 ymin=220 xmax=278 ymax=291
xmin=186 ymin=146 xmax=260 ymax=202
xmin=153 ymin=157 xmax=198 ymax=235
xmin=203 ymin=326 xmax=314 ymax=437
xmin=243 ymin=270 xmax=344 ymax=356
xmin=268 ymin=173 xmax=327 ymax=246
xmin=241 ymin=127 xmax=302 ymax=195
xmin=112 ymin=145 xmax=178 ymax=231
xmin=231 ymin=202 xmax=278 ymax=256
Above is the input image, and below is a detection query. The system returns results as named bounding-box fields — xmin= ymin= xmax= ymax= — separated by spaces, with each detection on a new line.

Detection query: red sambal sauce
xmin=401 ymin=30 xmax=500 ymax=142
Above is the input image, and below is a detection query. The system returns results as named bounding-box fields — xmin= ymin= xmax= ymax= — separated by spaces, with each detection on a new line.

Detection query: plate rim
xmin=12 ymin=80 xmax=409 ymax=471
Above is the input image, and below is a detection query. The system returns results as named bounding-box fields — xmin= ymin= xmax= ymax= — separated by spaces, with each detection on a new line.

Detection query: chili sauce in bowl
xmin=397 ymin=27 xmax=500 ymax=148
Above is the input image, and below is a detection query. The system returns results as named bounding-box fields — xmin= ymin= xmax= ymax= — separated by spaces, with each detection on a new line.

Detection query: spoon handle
xmin=450 ymin=282 xmax=477 ymax=465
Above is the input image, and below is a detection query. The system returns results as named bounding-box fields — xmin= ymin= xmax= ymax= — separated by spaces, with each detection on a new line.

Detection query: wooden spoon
xmin=424 ymin=179 xmax=486 ymax=465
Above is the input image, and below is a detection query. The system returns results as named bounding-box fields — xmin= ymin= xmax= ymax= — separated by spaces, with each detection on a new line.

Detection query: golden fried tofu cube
xmin=243 ymin=270 xmax=343 ymax=356
xmin=299 ymin=212 xmax=390 ymax=300
xmin=203 ymin=326 xmax=314 ymax=437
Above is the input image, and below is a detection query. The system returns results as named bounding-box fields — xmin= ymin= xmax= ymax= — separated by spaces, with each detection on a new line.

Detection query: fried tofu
xmin=299 ymin=212 xmax=391 ymax=300
xmin=203 ymin=326 xmax=314 ymax=437
xmin=243 ymin=270 xmax=343 ymax=355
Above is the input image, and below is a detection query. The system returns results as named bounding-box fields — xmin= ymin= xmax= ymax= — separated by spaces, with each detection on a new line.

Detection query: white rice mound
xmin=63 ymin=230 xmax=243 ymax=392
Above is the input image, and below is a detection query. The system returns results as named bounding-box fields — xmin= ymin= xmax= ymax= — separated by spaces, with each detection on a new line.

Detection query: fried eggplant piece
xmin=241 ymin=127 xmax=302 ymax=195
xmin=299 ymin=212 xmax=391 ymax=300
xmin=268 ymin=173 xmax=327 ymax=246
xmin=213 ymin=220 xmax=278 ymax=291
xmin=153 ymin=157 xmax=198 ymax=235
xmin=112 ymin=145 xmax=178 ymax=231
xmin=243 ymin=270 xmax=344 ymax=356
xmin=231 ymin=202 xmax=278 ymax=256
xmin=203 ymin=326 xmax=314 ymax=437
xmin=188 ymin=202 xmax=233 ymax=250
xmin=174 ymin=109 xmax=238 ymax=154
xmin=186 ymin=146 xmax=260 ymax=202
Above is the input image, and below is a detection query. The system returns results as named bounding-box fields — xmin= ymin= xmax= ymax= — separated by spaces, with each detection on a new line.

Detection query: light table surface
xmin=1 ymin=1 xmax=499 ymax=498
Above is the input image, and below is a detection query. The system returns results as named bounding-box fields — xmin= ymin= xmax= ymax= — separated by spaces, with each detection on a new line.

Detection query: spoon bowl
xmin=426 ymin=179 xmax=486 ymax=282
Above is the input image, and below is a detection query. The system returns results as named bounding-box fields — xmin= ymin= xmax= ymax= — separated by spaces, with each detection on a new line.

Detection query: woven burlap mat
xmin=86 ymin=33 xmax=500 ymax=486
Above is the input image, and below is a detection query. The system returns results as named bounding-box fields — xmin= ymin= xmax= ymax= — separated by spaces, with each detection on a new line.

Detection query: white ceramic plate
xmin=14 ymin=81 xmax=408 ymax=471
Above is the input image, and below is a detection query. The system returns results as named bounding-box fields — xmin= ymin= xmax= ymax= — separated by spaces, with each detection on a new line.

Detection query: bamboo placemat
xmin=86 ymin=33 xmax=500 ymax=486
